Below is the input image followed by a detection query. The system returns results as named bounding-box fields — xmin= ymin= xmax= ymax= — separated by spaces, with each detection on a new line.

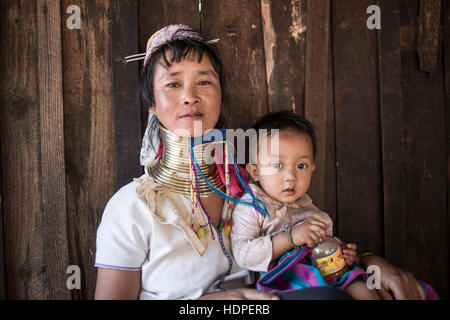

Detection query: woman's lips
xmin=179 ymin=112 xmax=203 ymax=120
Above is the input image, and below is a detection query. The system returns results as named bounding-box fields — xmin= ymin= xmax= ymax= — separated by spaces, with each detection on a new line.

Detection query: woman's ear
xmin=246 ymin=163 xmax=259 ymax=181
xmin=149 ymin=106 xmax=155 ymax=115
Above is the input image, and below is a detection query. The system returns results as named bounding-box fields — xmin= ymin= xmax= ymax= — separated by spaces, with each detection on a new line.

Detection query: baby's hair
xmin=251 ymin=110 xmax=317 ymax=162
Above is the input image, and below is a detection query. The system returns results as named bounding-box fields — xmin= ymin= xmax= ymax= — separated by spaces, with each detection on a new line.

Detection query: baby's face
xmin=248 ymin=130 xmax=315 ymax=203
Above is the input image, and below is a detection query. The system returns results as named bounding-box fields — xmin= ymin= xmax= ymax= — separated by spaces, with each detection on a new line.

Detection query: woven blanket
xmin=256 ymin=246 xmax=439 ymax=300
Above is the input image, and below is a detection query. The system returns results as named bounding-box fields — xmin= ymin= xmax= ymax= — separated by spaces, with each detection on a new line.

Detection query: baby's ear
xmin=246 ymin=163 xmax=259 ymax=181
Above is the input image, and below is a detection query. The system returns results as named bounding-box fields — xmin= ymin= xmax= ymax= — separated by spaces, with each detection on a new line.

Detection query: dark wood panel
xmin=0 ymin=127 xmax=4 ymax=299
xmin=111 ymin=0 xmax=142 ymax=187
xmin=260 ymin=0 xmax=306 ymax=113
xmin=203 ymin=0 xmax=269 ymax=130
xmin=378 ymin=0 xmax=406 ymax=269
xmin=417 ymin=0 xmax=441 ymax=74
xmin=36 ymin=0 xmax=71 ymax=299
xmin=138 ymin=0 xmax=200 ymax=51
xmin=444 ymin=0 xmax=450 ymax=302
xmin=304 ymin=0 xmax=336 ymax=227
xmin=332 ymin=0 xmax=384 ymax=254
xmin=400 ymin=0 xmax=448 ymax=299
xmin=324 ymin=34 xmax=338 ymax=236
xmin=61 ymin=0 xmax=116 ymax=300
xmin=0 ymin=0 xmax=48 ymax=299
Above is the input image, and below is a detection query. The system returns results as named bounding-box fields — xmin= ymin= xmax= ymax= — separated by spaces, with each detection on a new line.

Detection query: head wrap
xmin=143 ymin=24 xmax=204 ymax=68
xmin=140 ymin=24 xmax=207 ymax=167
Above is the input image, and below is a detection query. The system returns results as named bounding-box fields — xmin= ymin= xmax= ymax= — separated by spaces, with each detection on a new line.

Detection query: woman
xmin=94 ymin=25 xmax=425 ymax=300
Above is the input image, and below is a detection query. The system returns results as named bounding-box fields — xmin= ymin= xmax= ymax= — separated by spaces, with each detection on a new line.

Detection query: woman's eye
xmin=272 ymin=163 xmax=282 ymax=169
xmin=298 ymin=163 xmax=307 ymax=169
xmin=167 ymin=82 xmax=180 ymax=88
xmin=198 ymin=80 xmax=211 ymax=86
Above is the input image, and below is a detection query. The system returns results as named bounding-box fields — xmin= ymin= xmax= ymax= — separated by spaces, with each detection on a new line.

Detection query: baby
xmin=231 ymin=111 xmax=379 ymax=300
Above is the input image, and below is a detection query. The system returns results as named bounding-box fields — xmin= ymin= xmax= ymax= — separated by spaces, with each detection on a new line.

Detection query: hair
xmin=251 ymin=110 xmax=317 ymax=162
xmin=138 ymin=36 xmax=227 ymax=152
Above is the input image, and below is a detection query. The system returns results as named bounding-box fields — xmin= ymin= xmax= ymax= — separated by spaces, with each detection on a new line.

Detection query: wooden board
xmin=378 ymin=0 xmax=406 ymax=269
xmin=400 ymin=0 xmax=448 ymax=299
xmin=304 ymin=0 xmax=336 ymax=226
xmin=444 ymin=0 xmax=450 ymax=301
xmin=260 ymin=0 xmax=307 ymax=114
xmin=332 ymin=0 xmax=384 ymax=254
xmin=202 ymin=0 xmax=269 ymax=130
xmin=417 ymin=0 xmax=441 ymax=74
xmin=0 ymin=0 xmax=41 ymax=299
xmin=61 ymin=0 xmax=116 ymax=300
xmin=0 ymin=0 xmax=70 ymax=299
xmin=324 ymin=34 xmax=338 ymax=236
xmin=0 ymin=154 xmax=4 ymax=299
xmin=36 ymin=0 xmax=70 ymax=299
xmin=111 ymin=0 xmax=142 ymax=188
xmin=138 ymin=0 xmax=200 ymax=49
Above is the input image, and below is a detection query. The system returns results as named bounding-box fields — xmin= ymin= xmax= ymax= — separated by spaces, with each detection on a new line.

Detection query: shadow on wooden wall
xmin=0 ymin=0 xmax=448 ymax=299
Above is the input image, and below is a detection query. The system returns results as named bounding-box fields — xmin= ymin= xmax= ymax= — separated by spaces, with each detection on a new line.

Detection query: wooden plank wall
xmin=0 ymin=0 xmax=448 ymax=299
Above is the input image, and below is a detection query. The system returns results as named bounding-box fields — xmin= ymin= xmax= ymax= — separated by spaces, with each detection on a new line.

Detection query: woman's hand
xmin=198 ymin=288 xmax=280 ymax=300
xmin=360 ymin=254 xmax=426 ymax=300
xmin=291 ymin=218 xmax=327 ymax=248
xmin=333 ymin=237 xmax=357 ymax=266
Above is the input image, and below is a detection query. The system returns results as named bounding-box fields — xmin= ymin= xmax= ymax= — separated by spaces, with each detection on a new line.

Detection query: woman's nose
xmin=182 ymin=85 xmax=200 ymax=105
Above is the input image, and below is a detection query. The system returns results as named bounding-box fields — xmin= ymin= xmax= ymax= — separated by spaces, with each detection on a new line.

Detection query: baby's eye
xmin=167 ymin=82 xmax=181 ymax=88
xmin=298 ymin=163 xmax=308 ymax=169
xmin=272 ymin=163 xmax=282 ymax=169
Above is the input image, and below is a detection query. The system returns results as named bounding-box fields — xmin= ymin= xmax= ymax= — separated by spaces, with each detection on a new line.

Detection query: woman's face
xmin=150 ymin=50 xmax=222 ymax=137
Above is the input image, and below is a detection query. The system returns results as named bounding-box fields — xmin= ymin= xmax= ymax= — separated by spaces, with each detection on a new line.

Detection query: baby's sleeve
xmin=95 ymin=182 xmax=151 ymax=271
xmin=230 ymin=202 xmax=273 ymax=272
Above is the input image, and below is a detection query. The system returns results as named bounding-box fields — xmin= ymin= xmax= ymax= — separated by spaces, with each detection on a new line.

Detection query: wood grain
xmin=378 ymin=0 xmax=406 ymax=269
xmin=417 ymin=0 xmax=441 ymax=74
xmin=61 ymin=0 xmax=116 ymax=300
xmin=203 ymin=0 xmax=269 ymax=130
xmin=0 ymin=0 xmax=41 ymax=299
xmin=444 ymin=0 xmax=450 ymax=301
xmin=332 ymin=0 xmax=384 ymax=254
xmin=0 ymin=120 xmax=4 ymax=300
xmin=0 ymin=0 xmax=68 ymax=299
xmin=400 ymin=0 xmax=447 ymax=299
xmin=36 ymin=0 xmax=70 ymax=299
xmin=304 ymin=0 xmax=335 ymax=223
xmin=260 ymin=0 xmax=307 ymax=114
xmin=111 ymin=0 xmax=142 ymax=188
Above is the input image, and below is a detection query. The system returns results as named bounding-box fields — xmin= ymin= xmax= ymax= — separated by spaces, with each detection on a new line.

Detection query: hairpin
xmin=124 ymin=38 xmax=220 ymax=64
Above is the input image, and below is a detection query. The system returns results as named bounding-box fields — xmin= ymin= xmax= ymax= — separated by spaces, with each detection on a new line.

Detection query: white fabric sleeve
xmin=231 ymin=202 xmax=273 ymax=272
xmin=95 ymin=181 xmax=152 ymax=271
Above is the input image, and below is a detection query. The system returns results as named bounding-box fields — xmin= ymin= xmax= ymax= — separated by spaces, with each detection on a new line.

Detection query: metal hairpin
xmin=124 ymin=38 xmax=220 ymax=63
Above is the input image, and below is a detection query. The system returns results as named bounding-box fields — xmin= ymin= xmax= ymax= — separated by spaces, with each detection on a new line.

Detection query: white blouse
xmin=95 ymin=167 xmax=253 ymax=300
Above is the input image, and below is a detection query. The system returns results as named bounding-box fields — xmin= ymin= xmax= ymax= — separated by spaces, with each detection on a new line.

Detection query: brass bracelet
xmin=287 ymin=227 xmax=296 ymax=248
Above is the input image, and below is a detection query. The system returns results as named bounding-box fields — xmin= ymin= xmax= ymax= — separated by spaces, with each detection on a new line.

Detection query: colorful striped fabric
xmin=257 ymin=246 xmax=439 ymax=300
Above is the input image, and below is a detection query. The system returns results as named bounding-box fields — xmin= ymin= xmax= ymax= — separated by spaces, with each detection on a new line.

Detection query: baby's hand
xmin=291 ymin=219 xmax=327 ymax=248
xmin=334 ymin=237 xmax=357 ymax=266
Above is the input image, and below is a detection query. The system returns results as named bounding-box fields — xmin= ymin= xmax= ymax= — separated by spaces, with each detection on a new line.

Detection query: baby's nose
xmin=283 ymin=167 xmax=297 ymax=180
